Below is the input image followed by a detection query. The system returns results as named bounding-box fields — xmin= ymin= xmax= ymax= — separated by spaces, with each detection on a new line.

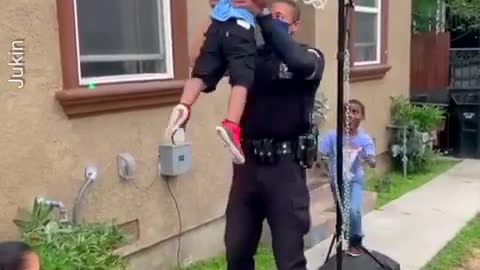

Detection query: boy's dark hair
xmin=274 ymin=0 xmax=301 ymax=21
xmin=348 ymin=99 xmax=366 ymax=119
xmin=0 ymin=242 xmax=32 ymax=270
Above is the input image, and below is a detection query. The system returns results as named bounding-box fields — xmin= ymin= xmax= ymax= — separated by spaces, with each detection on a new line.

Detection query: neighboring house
xmin=0 ymin=0 xmax=411 ymax=269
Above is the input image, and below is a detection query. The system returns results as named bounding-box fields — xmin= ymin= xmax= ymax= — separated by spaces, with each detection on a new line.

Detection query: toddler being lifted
xmin=166 ymin=0 xmax=269 ymax=164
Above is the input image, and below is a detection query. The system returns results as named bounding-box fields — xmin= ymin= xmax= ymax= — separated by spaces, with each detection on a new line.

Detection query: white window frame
xmin=354 ymin=0 xmax=382 ymax=66
xmin=73 ymin=0 xmax=174 ymax=86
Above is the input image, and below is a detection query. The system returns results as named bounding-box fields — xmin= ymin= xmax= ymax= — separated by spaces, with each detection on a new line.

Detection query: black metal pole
xmin=336 ymin=0 xmax=346 ymax=269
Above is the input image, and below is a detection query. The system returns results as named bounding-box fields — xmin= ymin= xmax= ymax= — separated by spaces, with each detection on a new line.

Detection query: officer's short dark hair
xmin=274 ymin=0 xmax=301 ymax=21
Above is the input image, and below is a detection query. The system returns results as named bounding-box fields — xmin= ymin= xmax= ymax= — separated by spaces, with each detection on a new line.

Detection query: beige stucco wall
xmin=0 ymin=0 xmax=411 ymax=269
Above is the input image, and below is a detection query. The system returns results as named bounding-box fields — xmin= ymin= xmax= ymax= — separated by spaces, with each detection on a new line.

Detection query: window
xmin=350 ymin=0 xmax=390 ymax=82
xmin=55 ymin=0 xmax=189 ymax=117
xmin=353 ymin=0 xmax=381 ymax=65
xmin=76 ymin=0 xmax=174 ymax=85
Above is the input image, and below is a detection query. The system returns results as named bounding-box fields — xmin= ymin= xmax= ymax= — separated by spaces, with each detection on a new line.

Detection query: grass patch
xmin=366 ymin=158 xmax=460 ymax=208
xmin=422 ymin=214 xmax=480 ymax=270
xmin=180 ymin=246 xmax=275 ymax=270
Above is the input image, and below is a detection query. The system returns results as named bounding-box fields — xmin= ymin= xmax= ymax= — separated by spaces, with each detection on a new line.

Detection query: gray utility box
xmin=158 ymin=143 xmax=192 ymax=176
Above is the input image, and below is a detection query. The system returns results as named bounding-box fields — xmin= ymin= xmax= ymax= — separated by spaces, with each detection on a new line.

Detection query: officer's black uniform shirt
xmin=241 ymin=16 xmax=325 ymax=141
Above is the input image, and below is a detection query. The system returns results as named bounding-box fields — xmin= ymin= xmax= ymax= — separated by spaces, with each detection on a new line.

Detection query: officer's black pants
xmin=225 ymin=157 xmax=311 ymax=270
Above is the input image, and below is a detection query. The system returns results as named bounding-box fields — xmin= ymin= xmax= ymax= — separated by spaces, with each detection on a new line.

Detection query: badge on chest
xmin=278 ymin=62 xmax=293 ymax=79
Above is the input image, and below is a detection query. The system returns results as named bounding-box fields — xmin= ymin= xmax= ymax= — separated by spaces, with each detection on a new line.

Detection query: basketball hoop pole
xmin=335 ymin=0 xmax=347 ymax=269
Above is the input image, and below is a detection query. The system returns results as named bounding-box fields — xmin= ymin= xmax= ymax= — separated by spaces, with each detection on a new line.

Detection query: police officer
xmin=167 ymin=0 xmax=325 ymax=269
xmin=224 ymin=0 xmax=325 ymax=269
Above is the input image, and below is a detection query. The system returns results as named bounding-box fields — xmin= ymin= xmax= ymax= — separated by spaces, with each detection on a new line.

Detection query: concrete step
xmin=260 ymin=183 xmax=378 ymax=250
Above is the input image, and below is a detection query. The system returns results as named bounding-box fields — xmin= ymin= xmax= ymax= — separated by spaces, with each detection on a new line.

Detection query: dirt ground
xmin=455 ymin=249 xmax=480 ymax=270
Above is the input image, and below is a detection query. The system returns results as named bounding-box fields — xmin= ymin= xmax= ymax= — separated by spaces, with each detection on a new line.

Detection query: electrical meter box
xmin=158 ymin=142 xmax=192 ymax=176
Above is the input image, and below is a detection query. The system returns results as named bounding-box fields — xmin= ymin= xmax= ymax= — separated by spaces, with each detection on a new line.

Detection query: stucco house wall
xmin=0 ymin=0 xmax=410 ymax=269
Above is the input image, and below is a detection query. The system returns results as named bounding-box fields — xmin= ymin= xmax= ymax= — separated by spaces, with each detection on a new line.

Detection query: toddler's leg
xmin=215 ymin=19 xmax=256 ymax=165
xmin=227 ymin=85 xmax=248 ymax=125
xmin=216 ymin=85 xmax=248 ymax=164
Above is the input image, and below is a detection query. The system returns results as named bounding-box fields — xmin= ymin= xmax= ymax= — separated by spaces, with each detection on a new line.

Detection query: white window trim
xmin=80 ymin=54 xmax=165 ymax=63
xmin=73 ymin=0 xmax=174 ymax=86
xmin=354 ymin=0 xmax=382 ymax=66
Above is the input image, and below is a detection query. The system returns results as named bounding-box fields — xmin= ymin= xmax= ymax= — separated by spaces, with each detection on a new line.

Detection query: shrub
xmin=13 ymin=199 xmax=129 ymax=270
xmin=390 ymin=96 xmax=444 ymax=132
xmin=390 ymin=96 xmax=445 ymax=174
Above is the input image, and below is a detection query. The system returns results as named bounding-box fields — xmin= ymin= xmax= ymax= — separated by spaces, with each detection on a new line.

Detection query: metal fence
xmin=450 ymin=48 xmax=480 ymax=89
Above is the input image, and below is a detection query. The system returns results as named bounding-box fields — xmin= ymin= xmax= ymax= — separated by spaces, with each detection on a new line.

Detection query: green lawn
xmin=422 ymin=214 xmax=480 ymax=270
xmin=366 ymin=158 xmax=460 ymax=208
xmin=180 ymin=246 xmax=275 ymax=270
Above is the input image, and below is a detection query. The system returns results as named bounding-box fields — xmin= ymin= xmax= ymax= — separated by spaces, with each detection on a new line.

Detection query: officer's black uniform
xmin=224 ymin=13 xmax=325 ymax=270
xmin=192 ymin=18 xmax=256 ymax=93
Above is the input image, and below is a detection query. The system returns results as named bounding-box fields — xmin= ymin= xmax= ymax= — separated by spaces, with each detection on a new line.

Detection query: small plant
xmin=405 ymin=147 xmax=440 ymax=174
xmin=14 ymin=199 xmax=130 ymax=270
xmin=365 ymin=168 xmax=392 ymax=194
xmin=375 ymin=176 xmax=393 ymax=194
xmin=13 ymin=198 xmax=56 ymax=234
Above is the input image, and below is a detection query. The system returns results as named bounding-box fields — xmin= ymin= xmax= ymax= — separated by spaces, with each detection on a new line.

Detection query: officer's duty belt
xmin=243 ymin=139 xmax=294 ymax=157
xmin=243 ymin=137 xmax=317 ymax=168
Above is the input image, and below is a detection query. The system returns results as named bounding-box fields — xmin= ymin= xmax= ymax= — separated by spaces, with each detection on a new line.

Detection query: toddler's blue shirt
xmin=211 ymin=0 xmax=255 ymax=27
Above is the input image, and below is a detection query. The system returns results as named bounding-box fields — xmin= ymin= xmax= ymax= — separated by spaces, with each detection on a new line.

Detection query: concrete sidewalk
xmin=305 ymin=159 xmax=480 ymax=270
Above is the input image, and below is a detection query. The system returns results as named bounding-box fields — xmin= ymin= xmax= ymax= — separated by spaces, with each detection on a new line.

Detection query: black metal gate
xmin=450 ymin=48 xmax=480 ymax=89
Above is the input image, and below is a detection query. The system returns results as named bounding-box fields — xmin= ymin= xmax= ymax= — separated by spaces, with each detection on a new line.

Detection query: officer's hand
xmin=232 ymin=0 xmax=264 ymax=15
xmin=165 ymin=104 xmax=190 ymax=140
